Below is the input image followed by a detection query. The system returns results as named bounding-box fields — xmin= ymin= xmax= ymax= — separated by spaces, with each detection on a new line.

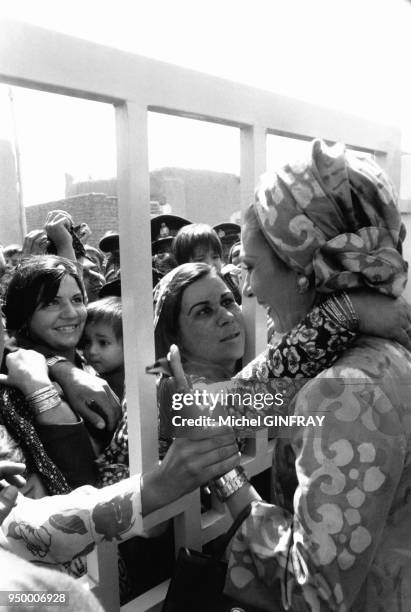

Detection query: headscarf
xmin=253 ymin=139 xmax=408 ymax=296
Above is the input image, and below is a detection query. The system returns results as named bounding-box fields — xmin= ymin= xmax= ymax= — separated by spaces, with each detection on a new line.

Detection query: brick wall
xmin=23 ymin=168 xmax=241 ymax=249
xmin=25 ymin=193 xmax=119 ymax=249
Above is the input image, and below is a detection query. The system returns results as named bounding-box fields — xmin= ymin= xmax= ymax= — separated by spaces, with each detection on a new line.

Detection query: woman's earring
xmin=296 ymin=275 xmax=310 ymax=294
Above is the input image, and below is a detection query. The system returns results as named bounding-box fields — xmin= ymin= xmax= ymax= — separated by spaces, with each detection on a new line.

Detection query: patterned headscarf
xmin=253 ymin=139 xmax=408 ymax=296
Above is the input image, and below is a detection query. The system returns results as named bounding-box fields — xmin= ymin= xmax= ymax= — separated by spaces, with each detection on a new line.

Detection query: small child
xmin=172 ymin=223 xmax=223 ymax=271
xmin=172 ymin=223 xmax=241 ymax=303
xmin=82 ymin=297 xmax=125 ymax=402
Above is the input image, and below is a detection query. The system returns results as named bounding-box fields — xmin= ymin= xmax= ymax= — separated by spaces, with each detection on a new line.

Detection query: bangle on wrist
xmin=211 ymin=465 xmax=249 ymax=502
xmin=25 ymin=385 xmax=61 ymax=415
xmin=321 ymin=292 xmax=359 ymax=331
xmin=46 ymin=355 xmax=68 ymax=368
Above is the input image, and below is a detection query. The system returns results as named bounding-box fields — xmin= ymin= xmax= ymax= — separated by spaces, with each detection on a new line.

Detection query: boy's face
xmin=189 ymin=246 xmax=222 ymax=272
xmin=82 ymin=321 xmax=124 ymax=375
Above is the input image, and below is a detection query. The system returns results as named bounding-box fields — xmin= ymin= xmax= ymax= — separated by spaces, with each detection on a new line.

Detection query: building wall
xmin=25 ymin=193 xmax=118 ymax=249
xmin=65 ymin=167 xmax=241 ymax=226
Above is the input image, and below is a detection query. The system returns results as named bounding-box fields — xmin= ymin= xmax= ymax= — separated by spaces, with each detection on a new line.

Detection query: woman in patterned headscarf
xmin=212 ymin=140 xmax=411 ymax=611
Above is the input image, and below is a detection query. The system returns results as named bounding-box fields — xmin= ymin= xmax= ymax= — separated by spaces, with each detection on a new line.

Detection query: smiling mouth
xmin=220 ymin=331 xmax=241 ymax=342
xmin=54 ymin=324 xmax=80 ymax=333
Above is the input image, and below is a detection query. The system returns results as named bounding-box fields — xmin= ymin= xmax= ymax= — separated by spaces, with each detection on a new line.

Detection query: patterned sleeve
xmin=1 ymin=474 xmax=145 ymax=571
xmin=224 ymin=371 xmax=406 ymax=610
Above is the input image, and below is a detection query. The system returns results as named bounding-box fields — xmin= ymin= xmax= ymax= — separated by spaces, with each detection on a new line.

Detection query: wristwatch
xmin=212 ymin=466 xmax=249 ymax=502
xmin=46 ymin=355 xmax=68 ymax=368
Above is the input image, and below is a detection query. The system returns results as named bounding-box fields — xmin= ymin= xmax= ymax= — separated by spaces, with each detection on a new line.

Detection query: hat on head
xmin=151 ymin=214 xmax=191 ymax=255
xmin=213 ymin=222 xmax=241 ymax=244
xmin=213 ymin=222 xmax=241 ymax=262
xmin=99 ymin=231 xmax=119 ymax=253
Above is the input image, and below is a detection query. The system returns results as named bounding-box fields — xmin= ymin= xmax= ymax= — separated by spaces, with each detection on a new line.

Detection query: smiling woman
xmin=27 ymin=275 xmax=86 ymax=358
xmin=2 ymin=255 xmax=99 ymax=497
xmin=4 ymin=255 xmax=87 ymax=361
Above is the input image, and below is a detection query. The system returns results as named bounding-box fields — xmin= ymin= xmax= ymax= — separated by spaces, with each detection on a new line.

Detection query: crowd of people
xmin=1 ymin=139 xmax=411 ymax=610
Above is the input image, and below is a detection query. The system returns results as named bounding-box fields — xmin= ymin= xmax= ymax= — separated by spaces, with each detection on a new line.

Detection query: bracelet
xmin=321 ymin=293 xmax=359 ymax=331
xmin=25 ymin=385 xmax=61 ymax=415
xmin=211 ymin=465 xmax=249 ymax=502
xmin=46 ymin=355 xmax=68 ymax=369
xmin=341 ymin=291 xmax=360 ymax=330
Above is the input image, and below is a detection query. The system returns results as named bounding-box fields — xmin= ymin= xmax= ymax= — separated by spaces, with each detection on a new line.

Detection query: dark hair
xmin=4 ymin=255 xmax=85 ymax=333
xmin=3 ymin=244 xmax=22 ymax=258
xmin=154 ymin=262 xmax=212 ymax=359
xmin=172 ymin=224 xmax=222 ymax=265
xmin=85 ymin=296 xmax=123 ymax=340
xmin=85 ymin=245 xmax=105 ymax=269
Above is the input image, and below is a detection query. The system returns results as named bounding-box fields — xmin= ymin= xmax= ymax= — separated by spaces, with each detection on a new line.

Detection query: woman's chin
xmin=49 ymin=332 xmax=82 ymax=351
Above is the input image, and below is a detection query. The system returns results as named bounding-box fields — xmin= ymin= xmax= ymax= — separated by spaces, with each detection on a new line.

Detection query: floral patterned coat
xmin=225 ymin=336 xmax=411 ymax=611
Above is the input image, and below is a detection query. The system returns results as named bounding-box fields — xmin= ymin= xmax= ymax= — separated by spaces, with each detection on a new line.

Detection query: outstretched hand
xmin=142 ymin=427 xmax=240 ymax=515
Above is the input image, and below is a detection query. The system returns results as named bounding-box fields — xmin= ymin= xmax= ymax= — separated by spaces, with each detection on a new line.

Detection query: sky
xmin=1 ymin=0 xmax=411 ymax=205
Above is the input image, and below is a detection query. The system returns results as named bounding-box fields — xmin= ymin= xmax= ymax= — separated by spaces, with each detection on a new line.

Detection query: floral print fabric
xmin=158 ymin=304 xmax=356 ymax=445
xmin=225 ymin=337 xmax=411 ymax=611
xmin=254 ymin=140 xmax=408 ymax=296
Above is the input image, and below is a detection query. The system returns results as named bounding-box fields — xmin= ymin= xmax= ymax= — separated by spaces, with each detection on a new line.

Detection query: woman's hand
xmin=141 ymin=427 xmax=241 ymax=515
xmin=0 ymin=349 xmax=51 ymax=395
xmin=22 ymin=229 xmax=48 ymax=257
xmin=167 ymin=344 xmax=189 ymax=388
xmin=350 ymin=292 xmax=411 ymax=349
xmin=49 ymin=361 xmax=122 ymax=431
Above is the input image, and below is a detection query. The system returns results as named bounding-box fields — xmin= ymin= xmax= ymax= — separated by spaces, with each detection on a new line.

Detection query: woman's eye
xmin=72 ymin=296 xmax=83 ymax=304
xmin=196 ymin=306 xmax=212 ymax=316
xmin=42 ymin=299 xmax=59 ymax=308
xmin=222 ymin=298 xmax=235 ymax=307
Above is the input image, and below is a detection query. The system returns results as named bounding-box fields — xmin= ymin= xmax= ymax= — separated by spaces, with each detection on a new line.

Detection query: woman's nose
xmin=242 ymin=276 xmax=254 ymax=298
xmin=60 ymin=301 xmax=77 ymax=318
xmin=217 ymin=306 xmax=234 ymax=325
